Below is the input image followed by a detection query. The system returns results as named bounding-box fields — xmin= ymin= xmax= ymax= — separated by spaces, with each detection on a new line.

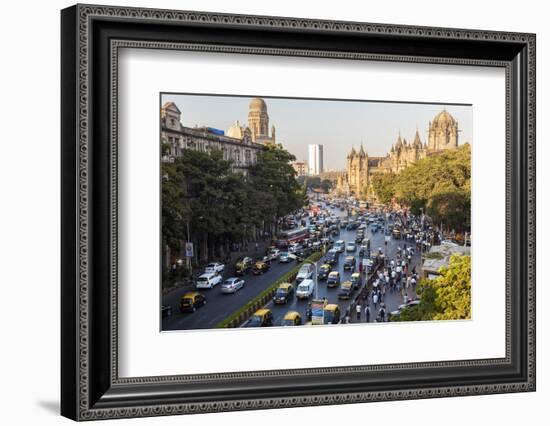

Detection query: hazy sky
xmin=161 ymin=93 xmax=472 ymax=171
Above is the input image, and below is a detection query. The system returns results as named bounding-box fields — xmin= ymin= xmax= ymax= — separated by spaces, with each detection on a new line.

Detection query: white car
xmin=220 ymin=277 xmax=245 ymax=294
xmin=296 ymin=279 xmax=315 ymax=299
xmin=296 ymin=263 xmax=314 ymax=283
xmin=346 ymin=242 xmax=356 ymax=252
xmin=334 ymin=240 xmax=345 ymax=253
xmin=204 ymin=262 xmax=224 ymax=274
xmin=288 ymin=243 xmax=300 ymax=253
xmin=196 ymin=273 xmax=222 ymax=289
xmin=390 ymin=299 xmax=421 ymax=317
xmin=271 ymin=248 xmax=281 ymax=257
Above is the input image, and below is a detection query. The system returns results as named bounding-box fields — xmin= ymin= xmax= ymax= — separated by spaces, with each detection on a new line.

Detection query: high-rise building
xmin=308 ymin=144 xmax=324 ymax=175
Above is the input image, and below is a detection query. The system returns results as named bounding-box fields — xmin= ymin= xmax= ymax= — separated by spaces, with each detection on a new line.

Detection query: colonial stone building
xmin=336 ymin=109 xmax=460 ymax=197
xmin=161 ymin=97 xmax=277 ymax=173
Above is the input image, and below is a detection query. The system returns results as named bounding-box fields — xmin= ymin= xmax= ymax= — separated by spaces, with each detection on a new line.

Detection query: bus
xmin=276 ymin=228 xmax=309 ymax=248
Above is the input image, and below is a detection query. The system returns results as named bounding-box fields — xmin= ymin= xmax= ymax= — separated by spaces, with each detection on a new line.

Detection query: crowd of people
xmin=342 ymin=243 xmax=421 ymax=324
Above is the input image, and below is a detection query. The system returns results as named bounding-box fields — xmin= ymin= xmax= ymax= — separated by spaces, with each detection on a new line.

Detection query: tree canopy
xmin=161 ymin=144 xmax=305 ymax=262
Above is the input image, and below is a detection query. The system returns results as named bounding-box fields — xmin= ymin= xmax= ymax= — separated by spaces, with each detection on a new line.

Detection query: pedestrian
xmin=411 ymin=275 xmax=417 ymax=290
xmin=358 ymin=261 xmax=363 ymax=274
xmin=255 ymin=242 xmax=259 ymax=251
xmin=356 ymin=303 xmax=362 ymax=321
xmin=379 ymin=306 xmax=386 ymax=322
xmin=365 ymin=305 xmax=371 ymax=322
xmin=373 ymin=292 xmax=379 ymax=309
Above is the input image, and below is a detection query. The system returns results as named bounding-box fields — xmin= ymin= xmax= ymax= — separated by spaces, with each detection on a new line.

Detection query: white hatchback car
xmin=196 ymin=272 xmax=222 ymax=289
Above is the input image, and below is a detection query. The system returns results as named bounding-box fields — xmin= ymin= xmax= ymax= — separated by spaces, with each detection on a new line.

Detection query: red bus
xmin=276 ymin=228 xmax=309 ymax=248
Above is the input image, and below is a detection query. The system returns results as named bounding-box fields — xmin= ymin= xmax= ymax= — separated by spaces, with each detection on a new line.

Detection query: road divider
xmin=215 ymin=251 xmax=324 ymax=328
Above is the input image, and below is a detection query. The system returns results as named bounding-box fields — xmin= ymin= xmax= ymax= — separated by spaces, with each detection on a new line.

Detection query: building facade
xmin=308 ymin=144 xmax=324 ymax=175
xmin=291 ymin=161 xmax=308 ymax=177
xmin=161 ymin=97 xmax=277 ymax=173
xmin=336 ymin=109 xmax=460 ymax=197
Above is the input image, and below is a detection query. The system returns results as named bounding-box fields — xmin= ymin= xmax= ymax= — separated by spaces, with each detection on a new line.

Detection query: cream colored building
xmin=291 ymin=161 xmax=308 ymax=176
xmin=161 ymin=97 xmax=277 ymax=173
xmin=336 ymin=109 xmax=460 ymax=197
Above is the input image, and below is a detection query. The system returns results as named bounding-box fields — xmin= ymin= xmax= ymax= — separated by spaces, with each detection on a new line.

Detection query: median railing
xmin=215 ymin=251 xmax=323 ymax=328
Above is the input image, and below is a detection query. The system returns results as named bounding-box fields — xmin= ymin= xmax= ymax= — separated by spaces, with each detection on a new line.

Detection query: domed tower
xmin=247 ymin=97 xmax=269 ymax=142
xmin=428 ymin=109 xmax=459 ymax=151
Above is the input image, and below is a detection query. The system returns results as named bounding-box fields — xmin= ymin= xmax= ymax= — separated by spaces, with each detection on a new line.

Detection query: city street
xmin=162 ymin=204 xmax=421 ymax=331
xmin=162 ymin=255 xmax=298 ymax=331
xmin=265 ymin=206 xmax=421 ymax=326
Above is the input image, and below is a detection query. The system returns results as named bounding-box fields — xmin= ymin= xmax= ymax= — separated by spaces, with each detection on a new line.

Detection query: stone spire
xmin=396 ymin=131 xmax=403 ymax=149
xmin=413 ymin=127 xmax=422 ymax=148
xmin=359 ymin=143 xmax=366 ymax=157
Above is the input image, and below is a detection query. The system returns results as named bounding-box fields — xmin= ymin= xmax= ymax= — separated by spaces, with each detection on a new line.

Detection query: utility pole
xmin=186 ymin=221 xmax=192 ymax=275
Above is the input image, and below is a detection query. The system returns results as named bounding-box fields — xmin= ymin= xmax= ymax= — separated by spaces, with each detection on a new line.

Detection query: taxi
xmin=179 ymin=292 xmax=206 ymax=313
xmin=318 ymin=263 xmax=331 ymax=280
xmin=281 ymin=311 xmax=303 ymax=326
xmin=323 ymin=304 xmax=341 ymax=324
xmin=327 ymin=271 xmax=341 ymax=288
xmin=273 ymin=283 xmax=294 ymax=304
xmin=252 ymin=260 xmax=270 ymax=275
xmin=338 ymin=281 xmax=354 ymax=300
xmin=234 ymin=256 xmax=254 ymax=276
xmin=350 ymin=272 xmax=362 ymax=290
xmin=245 ymin=309 xmax=274 ymax=327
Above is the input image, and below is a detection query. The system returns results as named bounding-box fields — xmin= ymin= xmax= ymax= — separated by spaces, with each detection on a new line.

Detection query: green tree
xmin=162 ymin=143 xmax=306 ymax=270
xmin=371 ymin=172 xmax=397 ymax=204
xmin=320 ymin=179 xmax=333 ymax=193
xmin=248 ymin=144 xmax=303 ymax=225
xmin=162 ymin=161 xmax=190 ymax=253
xmin=426 ymin=190 xmax=471 ymax=231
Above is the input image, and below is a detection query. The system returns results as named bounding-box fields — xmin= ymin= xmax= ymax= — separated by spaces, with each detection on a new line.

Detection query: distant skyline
xmin=161 ymin=93 xmax=473 ymax=170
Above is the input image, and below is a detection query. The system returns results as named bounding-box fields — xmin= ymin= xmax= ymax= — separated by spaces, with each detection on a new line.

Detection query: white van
xmin=296 ymin=279 xmax=315 ymax=299
xmin=195 ymin=272 xmax=222 ymax=289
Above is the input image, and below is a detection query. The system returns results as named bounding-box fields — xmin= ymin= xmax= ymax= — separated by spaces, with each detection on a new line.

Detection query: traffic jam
xmin=241 ymin=198 xmax=425 ymax=327
xmin=163 ymin=194 xmax=429 ymax=330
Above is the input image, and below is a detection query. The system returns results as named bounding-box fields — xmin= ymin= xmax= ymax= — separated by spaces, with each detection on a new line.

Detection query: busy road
xmin=262 ymin=205 xmax=422 ymax=326
xmin=162 ymin=198 xmax=425 ymax=331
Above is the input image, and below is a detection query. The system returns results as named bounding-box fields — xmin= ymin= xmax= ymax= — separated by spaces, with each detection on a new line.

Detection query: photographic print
xmin=160 ymin=94 xmax=472 ymax=331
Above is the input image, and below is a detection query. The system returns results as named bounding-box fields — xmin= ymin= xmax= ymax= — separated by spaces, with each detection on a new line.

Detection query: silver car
xmin=220 ymin=277 xmax=245 ymax=294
